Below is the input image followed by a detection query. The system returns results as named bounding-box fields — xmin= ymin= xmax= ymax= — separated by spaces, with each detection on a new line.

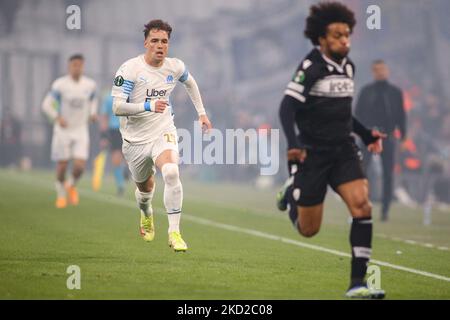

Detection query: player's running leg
xmin=155 ymin=149 xmax=186 ymax=252
xmin=66 ymin=159 xmax=85 ymax=205
xmin=55 ymin=160 xmax=68 ymax=208
xmin=289 ymin=203 xmax=324 ymax=238
xmin=135 ymin=176 xmax=156 ymax=242
xmin=337 ymin=179 xmax=385 ymax=299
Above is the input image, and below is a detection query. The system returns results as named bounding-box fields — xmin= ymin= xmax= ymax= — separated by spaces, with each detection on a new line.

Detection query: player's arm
xmin=352 ymin=116 xmax=387 ymax=154
xmin=279 ymin=95 xmax=300 ymax=150
xmin=279 ymin=62 xmax=316 ymax=162
xmin=42 ymin=81 xmax=67 ymax=127
xmin=42 ymin=91 xmax=59 ymax=121
xmin=178 ymin=68 xmax=212 ymax=132
xmin=112 ymin=97 xmax=172 ymax=115
xmin=112 ymin=97 xmax=150 ymax=116
xmin=111 ymin=62 xmax=146 ymax=116
xmin=352 ymin=116 xmax=377 ymax=145
xmin=176 ymin=59 xmax=211 ymax=132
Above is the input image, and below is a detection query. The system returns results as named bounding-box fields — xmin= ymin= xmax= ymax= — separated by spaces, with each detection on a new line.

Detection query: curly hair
xmin=304 ymin=1 xmax=356 ymax=46
xmin=143 ymin=19 xmax=172 ymax=39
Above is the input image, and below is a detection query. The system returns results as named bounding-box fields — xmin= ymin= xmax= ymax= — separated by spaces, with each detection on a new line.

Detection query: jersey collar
xmin=319 ymin=51 xmax=347 ymax=73
xmin=140 ymin=54 xmax=165 ymax=71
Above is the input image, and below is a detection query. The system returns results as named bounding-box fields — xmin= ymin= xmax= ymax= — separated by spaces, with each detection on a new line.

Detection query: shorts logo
xmin=166 ymin=75 xmax=174 ymax=83
xmin=293 ymin=188 xmax=301 ymax=201
xmin=357 ymin=150 xmax=363 ymax=161
xmin=114 ymin=75 xmax=124 ymax=87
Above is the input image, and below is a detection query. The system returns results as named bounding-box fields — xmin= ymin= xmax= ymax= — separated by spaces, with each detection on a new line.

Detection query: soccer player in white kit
xmin=42 ymin=54 xmax=98 ymax=209
xmin=111 ymin=20 xmax=212 ymax=252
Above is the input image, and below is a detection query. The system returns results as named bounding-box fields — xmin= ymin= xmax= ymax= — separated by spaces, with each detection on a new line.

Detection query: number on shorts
xmin=163 ymin=133 xmax=176 ymax=144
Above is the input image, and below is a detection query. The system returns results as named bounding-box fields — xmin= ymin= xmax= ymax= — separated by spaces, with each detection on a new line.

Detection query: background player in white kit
xmin=111 ymin=20 xmax=212 ymax=252
xmin=42 ymin=54 xmax=98 ymax=208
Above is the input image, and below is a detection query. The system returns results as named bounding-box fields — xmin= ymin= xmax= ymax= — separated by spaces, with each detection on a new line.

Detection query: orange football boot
xmin=55 ymin=197 xmax=67 ymax=209
xmin=66 ymin=185 xmax=79 ymax=205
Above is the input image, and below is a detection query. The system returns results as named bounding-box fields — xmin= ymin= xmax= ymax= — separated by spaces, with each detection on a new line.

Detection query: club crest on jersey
xmin=166 ymin=75 xmax=174 ymax=84
xmin=114 ymin=75 xmax=124 ymax=87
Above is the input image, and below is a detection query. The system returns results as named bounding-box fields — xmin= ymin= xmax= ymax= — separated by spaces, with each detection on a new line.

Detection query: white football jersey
xmin=50 ymin=75 xmax=97 ymax=131
xmin=111 ymin=55 xmax=188 ymax=144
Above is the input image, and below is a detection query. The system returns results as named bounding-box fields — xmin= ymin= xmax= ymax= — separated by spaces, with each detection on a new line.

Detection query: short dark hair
xmin=372 ymin=59 xmax=386 ymax=65
xmin=143 ymin=19 xmax=172 ymax=39
xmin=304 ymin=1 xmax=356 ymax=46
xmin=69 ymin=53 xmax=84 ymax=62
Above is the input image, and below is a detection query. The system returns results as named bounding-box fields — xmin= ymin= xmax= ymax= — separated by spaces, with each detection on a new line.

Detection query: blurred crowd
xmin=395 ymin=91 xmax=450 ymax=205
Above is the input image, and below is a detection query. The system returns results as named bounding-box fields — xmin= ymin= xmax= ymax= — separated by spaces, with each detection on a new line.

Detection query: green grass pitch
xmin=0 ymin=168 xmax=449 ymax=299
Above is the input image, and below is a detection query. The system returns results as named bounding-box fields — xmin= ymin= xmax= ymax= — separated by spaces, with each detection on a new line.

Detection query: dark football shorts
xmin=291 ymin=141 xmax=366 ymax=207
xmin=108 ymin=129 xmax=123 ymax=151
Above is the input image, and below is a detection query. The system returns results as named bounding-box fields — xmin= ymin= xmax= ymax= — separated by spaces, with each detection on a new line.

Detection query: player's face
xmin=320 ymin=23 xmax=351 ymax=62
xmin=68 ymin=59 xmax=84 ymax=80
xmin=144 ymin=29 xmax=169 ymax=65
xmin=372 ymin=63 xmax=390 ymax=81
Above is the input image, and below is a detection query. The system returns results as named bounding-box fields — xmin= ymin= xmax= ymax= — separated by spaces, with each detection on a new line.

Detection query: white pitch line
xmin=375 ymin=234 xmax=448 ymax=252
xmin=4 ymin=172 xmax=450 ymax=284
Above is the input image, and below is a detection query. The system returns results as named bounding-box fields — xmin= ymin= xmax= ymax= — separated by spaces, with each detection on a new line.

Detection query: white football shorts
xmin=122 ymin=130 xmax=179 ymax=183
xmin=51 ymin=127 xmax=89 ymax=161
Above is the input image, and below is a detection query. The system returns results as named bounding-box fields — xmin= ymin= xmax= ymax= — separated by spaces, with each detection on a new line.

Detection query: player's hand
xmin=287 ymin=148 xmax=307 ymax=163
xmin=367 ymin=129 xmax=387 ymax=154
xmin=154 ymin=100 xmax=169 ymax=113
xmin=199 ymin=114 xmax=212 ymax=133
xmin=57 ymin=116 xmax=68 ymax=128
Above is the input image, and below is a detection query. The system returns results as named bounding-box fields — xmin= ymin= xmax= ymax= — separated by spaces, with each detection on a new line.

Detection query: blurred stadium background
xmin=0 ymin=0 xmax=449 ymax=299
xmin=1 ymin=0 xmax=450 ymax=201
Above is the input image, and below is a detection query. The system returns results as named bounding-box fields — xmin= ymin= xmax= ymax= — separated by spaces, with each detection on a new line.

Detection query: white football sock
xmin=135 ymin=187 xmax=155 ymax=217
xmin=161 ymin=163 xmax=183 ymax=232
xmin=168 ymin=213 xmax=181 ymax=233
xmin=55 ymin=181 xmax=66 ymax=198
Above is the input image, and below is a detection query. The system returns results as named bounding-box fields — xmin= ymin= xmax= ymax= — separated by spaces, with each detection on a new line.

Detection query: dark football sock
xmin=286 ymin=186 xmax=299 ymax=228
xmin=349 ymin=217 xmax=372 ymax=288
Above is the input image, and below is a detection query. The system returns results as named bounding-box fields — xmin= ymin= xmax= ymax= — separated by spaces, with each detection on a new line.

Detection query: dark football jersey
xmin=283 ymin=48 xmax=356 ymax=147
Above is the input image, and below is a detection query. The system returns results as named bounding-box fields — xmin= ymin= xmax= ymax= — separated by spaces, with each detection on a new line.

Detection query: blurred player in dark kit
xmin=277 ymin=2 xmax=386 ymax=298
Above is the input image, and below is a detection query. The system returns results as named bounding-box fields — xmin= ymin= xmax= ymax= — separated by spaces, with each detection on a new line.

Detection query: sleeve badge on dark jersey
xmin=293 ymin=70 xmax=305 ymax=84
xmin=114 ymin=75 xmax=124 ymax=87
